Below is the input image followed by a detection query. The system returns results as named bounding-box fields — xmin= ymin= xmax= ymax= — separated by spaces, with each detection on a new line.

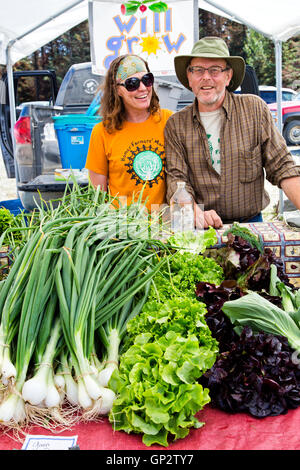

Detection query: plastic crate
xmin=53 ymin=114 xmax=101 ymax=169
xmin=0 ymin=198 xmax=25 ymax=216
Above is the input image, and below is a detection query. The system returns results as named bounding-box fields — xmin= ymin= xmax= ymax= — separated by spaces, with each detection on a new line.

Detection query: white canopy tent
xmin=0 ymin=0 xmax=89 ymax=66
xmin=0 ymin=0 xmax=299 ymax=208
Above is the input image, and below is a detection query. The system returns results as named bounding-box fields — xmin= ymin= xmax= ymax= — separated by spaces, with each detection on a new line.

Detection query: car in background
xmin=268 ymin=92 xmax=300 ymax=146
xmin=235 ymin=85 xmax=297 ymax=104
xmin=259 ymin=85 xmax=297 ymax=104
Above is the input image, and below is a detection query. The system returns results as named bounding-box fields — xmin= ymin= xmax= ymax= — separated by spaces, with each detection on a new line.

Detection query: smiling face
xmin=187 ymin=57 xmax=233 ymax=112
xmin=117 ymin=71 xmax=153 ymax=119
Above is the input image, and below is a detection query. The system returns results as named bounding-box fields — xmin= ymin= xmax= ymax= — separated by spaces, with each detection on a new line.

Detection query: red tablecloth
xmin=1 ymin=405 xmax=300 ymax=450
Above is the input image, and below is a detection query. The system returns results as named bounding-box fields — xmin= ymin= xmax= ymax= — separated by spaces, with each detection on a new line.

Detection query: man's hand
xmin=194 ymin=203 xmax=223 ymax=229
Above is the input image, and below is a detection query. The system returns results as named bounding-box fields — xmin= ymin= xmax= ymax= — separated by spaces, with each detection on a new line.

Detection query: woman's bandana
xmin=116 ymin=56 xmax=148 ymax=81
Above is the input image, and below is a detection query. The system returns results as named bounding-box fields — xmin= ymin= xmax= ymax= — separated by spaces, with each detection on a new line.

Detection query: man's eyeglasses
xmin=188 ymin=66 xmax=230 ymax=78
xmin=117 ymin=72 xmax=154 ymax=92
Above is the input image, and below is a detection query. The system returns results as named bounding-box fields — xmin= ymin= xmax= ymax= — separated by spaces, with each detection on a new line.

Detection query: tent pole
xmin=6 ymin=42 xmax=20 ymax=185
xmin=275 ymin=40 xmax=283 ymax=134
xmin=193 ymin=0 xmax=199 ymax=42
xmin=275 ymin=40 xmax=284 ymax=215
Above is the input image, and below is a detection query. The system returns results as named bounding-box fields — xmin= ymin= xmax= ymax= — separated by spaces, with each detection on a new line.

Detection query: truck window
xmin=16 ymin=75 xmax=53 ymax=106
xmin=57 ymin=67 xmax=103 ymax=107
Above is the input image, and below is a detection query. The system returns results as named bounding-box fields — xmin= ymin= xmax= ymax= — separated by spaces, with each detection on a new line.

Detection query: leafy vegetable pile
xmin=201 ymin=326 xmax=300 ymax=418
xmin=108 ymin=231 xmax=222 ymax=446
xmin=0 ymin=208 xmax=14 ymax=235
xmin=0 ymin=187 xmax=225 ymax=447
xmin=0 ymin=208 xmax=25 ymax=246
xmin=0 ymin=208 xmax=24 ymax=280
xmin=205 ymin=223 xmax=292 ymax=292
xmin=198 ymin=225 xmax=300 ymax=418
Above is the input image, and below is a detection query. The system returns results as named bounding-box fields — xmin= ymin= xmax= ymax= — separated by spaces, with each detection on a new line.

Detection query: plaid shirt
xmin=164 ymin=91 xmax=300 ymax=222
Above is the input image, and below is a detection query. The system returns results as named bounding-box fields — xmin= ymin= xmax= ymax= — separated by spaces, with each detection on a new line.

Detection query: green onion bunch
xmin=0 ymin=183 xmax=169 ymax=429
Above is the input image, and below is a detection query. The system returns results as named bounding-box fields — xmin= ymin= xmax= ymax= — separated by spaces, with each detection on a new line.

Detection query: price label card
xmin=22 ymin=434 xmax=78 ymax=450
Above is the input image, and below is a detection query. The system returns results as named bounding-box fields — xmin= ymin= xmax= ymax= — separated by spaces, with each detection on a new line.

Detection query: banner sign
xmin=89 ymin=1 xmax=194 ymax=76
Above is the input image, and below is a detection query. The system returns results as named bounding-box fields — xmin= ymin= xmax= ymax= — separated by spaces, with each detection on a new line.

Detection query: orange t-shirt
xmin=85 ymin=109 xmax=173 ymax=210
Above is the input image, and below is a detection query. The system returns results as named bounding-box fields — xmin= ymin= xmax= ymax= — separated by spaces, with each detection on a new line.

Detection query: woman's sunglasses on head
xmin=117 ymin=73 xmax=154 ymax=92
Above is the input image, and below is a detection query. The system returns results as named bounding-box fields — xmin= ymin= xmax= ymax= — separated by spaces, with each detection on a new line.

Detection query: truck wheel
xmin=283 ymin=120 xmax=300 ymax=146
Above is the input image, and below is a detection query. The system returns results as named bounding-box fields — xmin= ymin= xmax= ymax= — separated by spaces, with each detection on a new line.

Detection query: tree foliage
xmin=199 ymin=9 xmax=247 ymax=59
xmin=14 ymin=21 xmax=90 ymax=87
xmin=244 ymin=30 xmax=300 ymax=88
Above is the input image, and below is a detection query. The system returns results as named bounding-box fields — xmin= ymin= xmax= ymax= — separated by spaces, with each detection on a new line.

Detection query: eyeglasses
xmin=117 ymin=72 xmax=154 ymax=92
xmin=188 ymin=66 xmax=230 ymax=78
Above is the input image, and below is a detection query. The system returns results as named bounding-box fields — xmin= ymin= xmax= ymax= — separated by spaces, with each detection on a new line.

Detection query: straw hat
xmin=174 ymin=36 xmax=246 ymax=92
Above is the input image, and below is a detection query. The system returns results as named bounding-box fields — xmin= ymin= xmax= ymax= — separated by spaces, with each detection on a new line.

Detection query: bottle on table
xmin=170 ymin=181 xmax=195 ymax=233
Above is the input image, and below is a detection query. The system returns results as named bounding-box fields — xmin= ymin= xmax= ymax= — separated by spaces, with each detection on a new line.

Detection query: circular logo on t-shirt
xmin=132 ymin=150 xmax=163 ymax=181
xmin=123 ymin=140 xmax=165 ymax=187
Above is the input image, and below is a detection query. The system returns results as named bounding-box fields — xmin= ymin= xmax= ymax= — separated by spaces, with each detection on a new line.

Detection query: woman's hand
xmin=88 ymin=170 xmax=108 ymax=191
xmin=194 ymin=203 xmax=223 ymax=229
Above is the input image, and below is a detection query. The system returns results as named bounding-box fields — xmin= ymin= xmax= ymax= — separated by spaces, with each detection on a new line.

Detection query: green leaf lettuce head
xmin=108 ymin=240 xmax=221 ymax=446
xmin=148 ymin=251 xmax=224 ymax=303
xmin=110 ymin=293 xmax=218 ymax=446
xmin=168 ymin=252 xmax=224 ymax=292
xmin=0 ymin=208 xmax=14 ymax=235
xmin=109 ymin=330 xmax=215 ymax=447
xmin=168 ymin=227 xmax=218 ymax=254
xmin=123 ymin=296 xmax=218 ymax=353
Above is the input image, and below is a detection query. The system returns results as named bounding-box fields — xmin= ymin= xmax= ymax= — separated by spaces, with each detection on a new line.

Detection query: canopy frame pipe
xmin=275 ymin=39 xmax=284 ymax=215
xmin=193 ymin=0 xmax=199 ymax=42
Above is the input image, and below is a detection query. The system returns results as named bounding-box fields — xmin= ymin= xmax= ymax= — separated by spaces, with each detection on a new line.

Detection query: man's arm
xmin=280 ymin=176 xmax=300 ymax=210
xmin=261 ymin=100 xmax=300 ymax=187
xmin=164 ymin=117 xmax=194 ymax=203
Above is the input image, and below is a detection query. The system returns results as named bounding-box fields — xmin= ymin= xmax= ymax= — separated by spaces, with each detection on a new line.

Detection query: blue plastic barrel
xmin=53 ymin=114 xmax=101 ymax=169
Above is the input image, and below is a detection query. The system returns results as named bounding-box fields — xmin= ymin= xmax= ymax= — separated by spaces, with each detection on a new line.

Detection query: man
xmin=164 ymin=36 xmax=300 ymax=228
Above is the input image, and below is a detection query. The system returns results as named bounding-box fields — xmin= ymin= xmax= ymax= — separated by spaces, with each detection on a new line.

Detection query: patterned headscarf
xmin=116 ymin=55 xmax=148 ymax=82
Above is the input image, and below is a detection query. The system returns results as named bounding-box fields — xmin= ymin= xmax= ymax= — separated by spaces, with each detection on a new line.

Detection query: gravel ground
xmin=0 ymin=147 xmax=292 ymax=221
xmin=0 ymin=151 xmax=17 ymax=202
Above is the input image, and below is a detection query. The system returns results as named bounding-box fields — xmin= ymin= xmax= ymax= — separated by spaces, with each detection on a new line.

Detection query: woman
xmin=85 ymin=54 xmax=173 ymax=211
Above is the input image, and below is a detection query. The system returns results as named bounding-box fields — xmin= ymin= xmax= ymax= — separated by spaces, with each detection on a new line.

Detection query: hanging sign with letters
xmin=89 ymin=0 xmax=194 ymax=75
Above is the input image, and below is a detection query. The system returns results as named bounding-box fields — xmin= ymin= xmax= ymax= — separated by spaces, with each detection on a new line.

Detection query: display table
xmin=213 ymin=220 xmax=300 ymax=287
xmin=1 ymin=404 xmax=300 ymax=450
xmin=1 ymin=220 xmax=300 ymax=451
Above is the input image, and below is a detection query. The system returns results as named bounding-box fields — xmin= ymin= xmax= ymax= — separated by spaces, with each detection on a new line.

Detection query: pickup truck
xmin=268 ymin=93 xmax=300 ymax=146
